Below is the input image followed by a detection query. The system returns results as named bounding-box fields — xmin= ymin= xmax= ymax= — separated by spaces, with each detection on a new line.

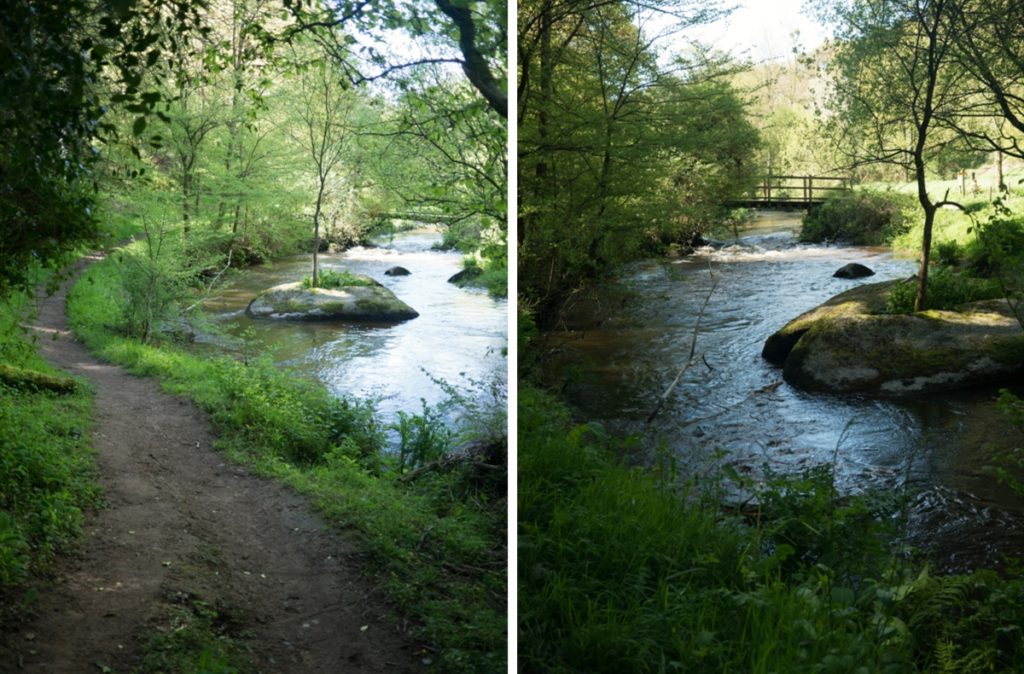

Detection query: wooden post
xmin=808 ymin=176 xmax=813 ymax=204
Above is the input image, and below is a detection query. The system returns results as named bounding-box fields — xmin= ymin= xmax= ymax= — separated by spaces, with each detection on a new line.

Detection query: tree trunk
xmin=914 ymin=203 xmax=936 ymax=311
xmin=312 ymin=177 xmax=326 ymax=286
xmin=182 ymin=169 xmax=191 ymax=238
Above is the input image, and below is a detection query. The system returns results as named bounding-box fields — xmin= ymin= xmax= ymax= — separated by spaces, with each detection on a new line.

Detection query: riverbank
xmin=0 ymin=238 xmax=505 ymax=671
xmin=519 ymin=382 xmax=1024 ymax=672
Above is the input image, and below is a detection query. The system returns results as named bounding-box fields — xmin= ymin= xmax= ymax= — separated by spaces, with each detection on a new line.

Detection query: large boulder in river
xmin=385 ymin=266 xmax=411 ymax=276
xmin=833 ymin=262 xmax=875 ymax=279
xmin=246 ymin=280 xmax=418 ymax=322
xmin=763 ymin=279 xmax=1024 ymax=394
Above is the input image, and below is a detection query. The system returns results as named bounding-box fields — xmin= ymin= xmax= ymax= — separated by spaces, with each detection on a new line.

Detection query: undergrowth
xmin=0 ymin=283 xmax=99 ymax=634
xmin=66 ymin=253 xmax=505 ymax=673
xmin=519 ymin=384 xmax=1024 ymax=673
xmin=801 ymin=189 xmax=916 ymax=245
xmin=886 ymin=268 xmax=1002 ymax=313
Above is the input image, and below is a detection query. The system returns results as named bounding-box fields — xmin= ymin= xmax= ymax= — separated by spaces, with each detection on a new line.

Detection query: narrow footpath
xmin=2 ymin=253 xmax=420 ymax=674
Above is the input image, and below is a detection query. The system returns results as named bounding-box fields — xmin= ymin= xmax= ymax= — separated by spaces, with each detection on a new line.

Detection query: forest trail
xmin=2 ymin=253 xmax=421 ymax=674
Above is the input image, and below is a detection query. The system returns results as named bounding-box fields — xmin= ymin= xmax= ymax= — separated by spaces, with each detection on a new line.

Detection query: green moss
xmin=354 ymin=298 xmax=398 ymax=314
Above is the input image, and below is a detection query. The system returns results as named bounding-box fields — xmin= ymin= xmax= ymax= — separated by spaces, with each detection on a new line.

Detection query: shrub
xmin=800 ymin=189 xmax=916 ymax=245
xmin=301 ymin=268 xmax=373 ymax=289
xmin=886 ymin=268 xmax=1003 ymax=313
xmin=934 ymin=239 xmax=963 ymax=267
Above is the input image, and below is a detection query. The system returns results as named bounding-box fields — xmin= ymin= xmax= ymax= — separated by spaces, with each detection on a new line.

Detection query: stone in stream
xmin=448 ymin=266 xmax=484 ymax=285
xmin=833 ymin=262 xmax=875 ymax=279
xmin=246 ymin=278 xmax=418 ymax=322
xmin=385 ymin=266 xmax=411 ymax=276
xmin=762 ymin=279 xmax=1024 ymax=395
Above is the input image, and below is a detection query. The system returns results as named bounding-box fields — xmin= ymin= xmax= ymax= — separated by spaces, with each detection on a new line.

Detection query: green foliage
xmin=393 ymin=401 xmax=453 ymax=473
xmin=519 ymin=384 xmax=1024 ymax=673
xmin=800 ymin=190 xmax=916 ymax=245
xmin=0 ymin=0 xmax=208 ymax=294
xmin=886 ymin=268 xmax=1003 ymax=313
xmin=518 ymin=0 xmax=759 ymax=321
xmin=117 ymin=222 xmax=201 ymax=343
xmin=990 ymin=390 xmax=1024 ymax=498
xmin=67 ymin=252 xmax=505 ymax=672
xmin=0 ymin=298 xmax=97 ymax=590
xmin=301 ymin=269 xmax=373 ymax=289
xmin=934 ymin=240 xmax=964 ymax=267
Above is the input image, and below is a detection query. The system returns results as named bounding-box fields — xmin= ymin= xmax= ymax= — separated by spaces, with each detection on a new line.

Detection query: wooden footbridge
xmin=727 ymin=175 xmax=852 ymax=209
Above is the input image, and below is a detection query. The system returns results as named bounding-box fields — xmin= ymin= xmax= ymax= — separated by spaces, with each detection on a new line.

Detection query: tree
xmin=818 ymin=0 xmax=971 ymax=311
xmin=290 ymin=55 xmax=358 ymax=287
xmin=278 ymin=0 xmax=507 ymax=117
xmin=0 ymin=0 xmax=206 ymax=293
xmin=946 ymin=0 xmax=1024 ymax=160
xmin=517 ymin=0 xmax=757 ymax=319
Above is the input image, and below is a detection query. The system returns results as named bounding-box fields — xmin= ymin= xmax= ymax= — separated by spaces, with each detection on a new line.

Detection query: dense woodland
xmin=520 ymin=1 xmax=1024 ymax=672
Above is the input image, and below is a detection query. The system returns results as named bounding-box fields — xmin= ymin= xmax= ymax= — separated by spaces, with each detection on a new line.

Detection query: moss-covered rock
xmin=246 ymin=279 xmax=418 ymax=322
xmin=764 ymin=281 xmax=1024 ymax=395
xmin=762 ymin=280 xmax=904 ymax=365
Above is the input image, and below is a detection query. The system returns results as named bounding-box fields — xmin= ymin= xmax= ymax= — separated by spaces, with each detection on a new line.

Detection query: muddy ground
xmin=1 ymin=254 xmax=422 ymax=673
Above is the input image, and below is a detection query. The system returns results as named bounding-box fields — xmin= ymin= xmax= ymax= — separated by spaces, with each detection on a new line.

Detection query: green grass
xmin=0 ymin=284 xmax=99 ymax=612
xmin=66 ymin=253 xmax=505 ymax=673
xmin=886 ymin=268 xmax=1003 ymax=313
xmin=302 ymin=268 xmax=374 ymax=289
xmin=519 ymin=384 xmax=1024 ymax=673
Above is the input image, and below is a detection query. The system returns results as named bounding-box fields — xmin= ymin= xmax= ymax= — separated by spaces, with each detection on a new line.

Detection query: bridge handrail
xmin=742 ymin=175 xmax=853 ymax=205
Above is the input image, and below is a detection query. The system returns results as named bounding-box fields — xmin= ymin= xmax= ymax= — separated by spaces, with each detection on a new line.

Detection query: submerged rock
xmin=246 ymin=279 xmax=418 ymax=322
xmin=385 ymin=266 xmax=411 ymax=276
xmin=833 ymin=262 xmax=875 ymax=279
xmin=763 ymin=280 xmax=1024 ymax=394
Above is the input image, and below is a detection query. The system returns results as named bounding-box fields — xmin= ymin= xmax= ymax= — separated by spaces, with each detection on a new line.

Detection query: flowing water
xmin=195 ymin=228 xmax=507 ymax=430
xmin=543 ymin=211 xmax=1024 ymax=570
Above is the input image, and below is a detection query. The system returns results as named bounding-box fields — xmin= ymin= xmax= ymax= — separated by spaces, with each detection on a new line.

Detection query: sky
xmin=680 ymin=0 xmax=831 ymax=63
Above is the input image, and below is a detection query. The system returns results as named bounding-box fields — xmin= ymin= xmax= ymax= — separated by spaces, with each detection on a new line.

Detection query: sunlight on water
xmin=195 ymin=228 xmax=507 ymax=425
xmin=544 ymin=210 xmax=1024 ymax=570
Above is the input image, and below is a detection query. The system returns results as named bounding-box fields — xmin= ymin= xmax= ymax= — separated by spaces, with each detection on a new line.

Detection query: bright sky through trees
xmin=683 ymin=0 xmax=829 ymax=61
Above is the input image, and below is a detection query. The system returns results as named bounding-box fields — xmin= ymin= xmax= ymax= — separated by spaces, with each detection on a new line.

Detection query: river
xmin=543 ymin=211 xmax=1024 ymax=571
xmin=195 ymin=228 xmax=507 ymax=435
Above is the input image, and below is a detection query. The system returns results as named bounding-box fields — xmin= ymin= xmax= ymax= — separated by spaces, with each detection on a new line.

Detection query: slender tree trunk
xmin=997 ymin=149 xmax=1006 ymax=192
xmin=312 ymin=176 xmax=326 ymax=286
xmin=182 ymin=169 xmax=191 ymax=238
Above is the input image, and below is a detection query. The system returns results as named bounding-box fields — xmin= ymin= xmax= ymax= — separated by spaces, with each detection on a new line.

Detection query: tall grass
xmin=519 ymin=385 xmax=1024 ymax=673
xmin=0 ymin=285 xmax=98 ymax=600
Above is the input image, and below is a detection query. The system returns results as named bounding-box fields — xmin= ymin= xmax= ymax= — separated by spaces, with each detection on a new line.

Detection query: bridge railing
xmin=747 ymin=175 xmax=852 ymax=205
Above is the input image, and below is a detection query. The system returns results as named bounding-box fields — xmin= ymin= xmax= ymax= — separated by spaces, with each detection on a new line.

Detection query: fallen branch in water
xmin=645 ymin=267 xmax=718 ymax=424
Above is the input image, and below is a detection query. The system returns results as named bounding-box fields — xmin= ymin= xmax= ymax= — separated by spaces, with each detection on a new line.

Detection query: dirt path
xmin=2 ymin=254 xmax=422 ymax=674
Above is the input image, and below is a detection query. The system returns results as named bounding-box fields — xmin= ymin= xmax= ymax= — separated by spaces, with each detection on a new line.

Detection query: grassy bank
xmin=519 ymin=384 xmax=1024 ymax=673
xmin=0 ymin=283 xmax=99 ymax=620
xmin=66 ymin=249 xmax=506 ymax=673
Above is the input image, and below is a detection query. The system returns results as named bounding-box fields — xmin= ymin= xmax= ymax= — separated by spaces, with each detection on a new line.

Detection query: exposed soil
xmin=1 ymin=253 xmax=422 ymax=674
